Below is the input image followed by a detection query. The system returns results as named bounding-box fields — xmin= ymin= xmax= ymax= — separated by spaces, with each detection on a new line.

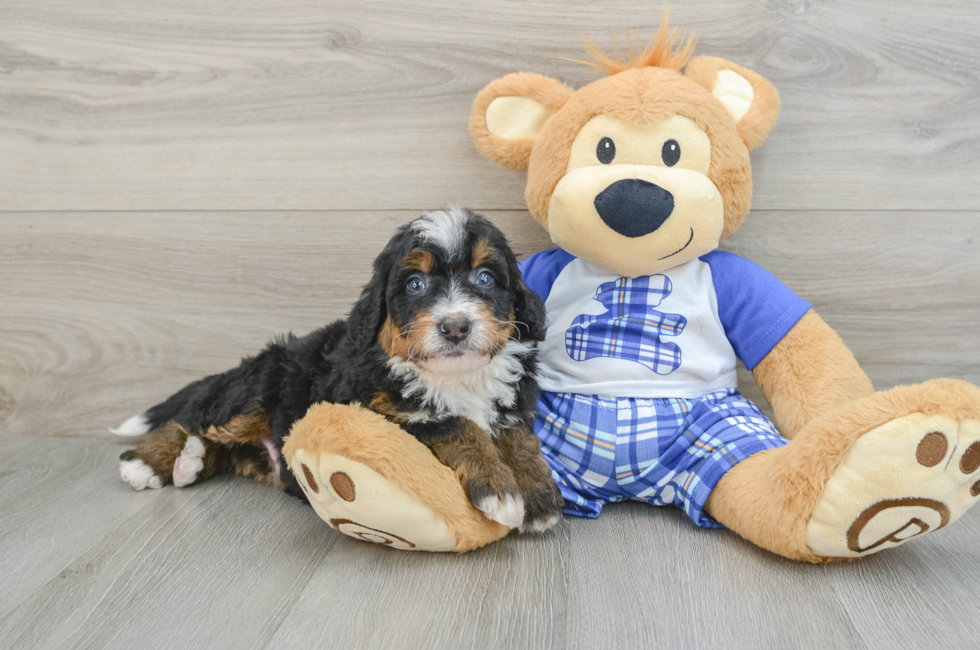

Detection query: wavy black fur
xmin=133 ymin=209 xmax=546 ymax=500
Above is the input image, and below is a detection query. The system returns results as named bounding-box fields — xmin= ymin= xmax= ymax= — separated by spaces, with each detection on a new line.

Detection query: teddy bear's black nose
xmin=593 ymin=179 xmax=675 ymax=238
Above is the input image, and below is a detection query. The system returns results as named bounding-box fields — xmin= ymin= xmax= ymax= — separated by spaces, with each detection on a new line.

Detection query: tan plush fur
xmin=685 ymin=56 xmax=781 ymax=151
xmin=752 ymin=310 xmax=875 ymax=439
xmin=464 ymin=16 xmax=980 ymax=562
xmin=470 ymin=73 xmax=573 ymax=171
xmin=570 ymin=11 xmax=697 ymax=75
xmin=522 ymin=67 xmax=755 ymax=241
xmin=283 ymin=403 xmax=509 ymax=553
xmin=470 ymin=45 xmax=776 ymax=244
xmin=277 ymin=14 xmax=978 ymax=560
xmin=706 ymin=379 xmax=980 ymax=562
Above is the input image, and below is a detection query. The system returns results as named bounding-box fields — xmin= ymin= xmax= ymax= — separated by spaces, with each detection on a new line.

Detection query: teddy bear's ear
xmin=470 ymin=72 xmax=573 ymax=170
xmin=685 ymin=56 xmax=780 ymax=150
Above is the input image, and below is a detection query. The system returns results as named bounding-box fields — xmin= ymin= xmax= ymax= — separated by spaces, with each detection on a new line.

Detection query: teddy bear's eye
xmin=597 ymin=137 xmax=616 ymax=164
xmin=662 ymin=139 xmax=681 ymax=166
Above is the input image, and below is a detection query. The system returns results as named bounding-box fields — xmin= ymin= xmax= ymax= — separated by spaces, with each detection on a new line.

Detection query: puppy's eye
xmin=476 ymin=271 xmax=494 ymax=288
xmin=596 ymin=137 xmax=616 ymax=164
xmin=662 ymin=139 xmax=680 ymax=167
xmin=406 ymin=276 xmax=426 ymax=295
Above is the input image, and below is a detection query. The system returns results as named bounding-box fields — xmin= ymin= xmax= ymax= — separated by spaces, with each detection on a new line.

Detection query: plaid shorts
xmin=533 ymin=388 xmax=787 ymax=528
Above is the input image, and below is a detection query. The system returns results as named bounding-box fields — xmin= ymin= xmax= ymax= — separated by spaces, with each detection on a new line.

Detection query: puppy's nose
xmin=439 ymin=315 xmax=471 ymax=343
xmin=594 ymin=179 xmax=675 ymax=238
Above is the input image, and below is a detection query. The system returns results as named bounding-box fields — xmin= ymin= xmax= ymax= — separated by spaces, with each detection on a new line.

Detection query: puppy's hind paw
xmin=172 ymin=436 xmax=206 ymax=487
xmin=120 ymin=458 xmax=163 ymax=491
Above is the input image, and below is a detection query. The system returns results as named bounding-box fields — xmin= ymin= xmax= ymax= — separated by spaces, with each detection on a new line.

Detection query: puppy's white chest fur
xmin=387 ymin=340 xmax=534 ymax=433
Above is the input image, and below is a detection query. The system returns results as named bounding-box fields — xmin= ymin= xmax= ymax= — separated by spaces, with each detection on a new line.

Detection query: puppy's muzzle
xmin=438 ymin=314 xmax=472 ymax=344
xmin=593 ymin=179 xmax=675 ymax=238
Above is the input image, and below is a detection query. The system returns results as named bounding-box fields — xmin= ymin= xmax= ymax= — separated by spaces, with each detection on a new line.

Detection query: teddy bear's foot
xmin=706 ymin=378 xmax=980 ymax=562
xmin=282 ymin=402 xmax=510 ymax=553
xmin=806 ymin=415 xmax=980 ymax=558
xmin=291 ymin=447 xmax=458 ymax=551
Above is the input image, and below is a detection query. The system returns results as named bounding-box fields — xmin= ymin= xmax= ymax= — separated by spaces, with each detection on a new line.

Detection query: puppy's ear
xmin=513 ymin=278 xmax=547 ymax=343
xmin=685 ymin=56 xmax=780 ymax=150
xmin=347 ymin=231 xmax=402 ymax=348
xmin=470 ymin=73 xmax=573 ymax=170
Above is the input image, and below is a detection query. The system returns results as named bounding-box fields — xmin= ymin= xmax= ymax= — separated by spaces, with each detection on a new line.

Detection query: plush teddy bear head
xmin=470 ymin=17 xmax=781 ymax=277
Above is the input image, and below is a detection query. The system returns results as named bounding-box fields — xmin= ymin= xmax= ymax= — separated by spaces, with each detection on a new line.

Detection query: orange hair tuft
xmin=569 ymin=9 xmax=698 ymax=75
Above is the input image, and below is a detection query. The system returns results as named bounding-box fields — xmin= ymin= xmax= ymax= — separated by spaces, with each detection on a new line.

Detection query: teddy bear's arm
xmin=751 ymin=310 xmax=874 ymax=439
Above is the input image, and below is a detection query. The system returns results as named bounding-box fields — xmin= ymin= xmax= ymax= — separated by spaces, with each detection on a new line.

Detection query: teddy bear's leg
xmin=281 ymin=403 xmax=510 ymax=553
xmin=751 ymin=311 xmax=877 ymax=441
xmin=706 ymin=379 xmax=980 ymax=562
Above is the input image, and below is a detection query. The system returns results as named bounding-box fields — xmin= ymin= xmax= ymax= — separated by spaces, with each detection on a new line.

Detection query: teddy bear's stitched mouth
xmin=657 ymin=228 xmax=695 ymax=260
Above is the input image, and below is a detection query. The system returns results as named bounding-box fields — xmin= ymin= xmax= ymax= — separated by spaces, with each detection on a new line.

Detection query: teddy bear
xmin=281 ymin=16 xmax=980 ymax=561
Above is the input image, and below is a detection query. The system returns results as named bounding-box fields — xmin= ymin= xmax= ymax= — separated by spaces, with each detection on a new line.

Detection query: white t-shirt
xmin=518 ymin=249 xmax=811 ymax=399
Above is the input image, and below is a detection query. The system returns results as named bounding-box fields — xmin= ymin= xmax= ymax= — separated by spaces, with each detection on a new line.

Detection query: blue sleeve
xmin=518 ymin=248 xmax=577 ymax=303
xmin=701 ymin=250 xmax=812 ymax=370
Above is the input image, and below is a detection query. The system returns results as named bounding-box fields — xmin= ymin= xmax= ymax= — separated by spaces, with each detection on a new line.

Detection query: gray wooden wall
xmin=2 ymin=2 xmax=979 ymax=649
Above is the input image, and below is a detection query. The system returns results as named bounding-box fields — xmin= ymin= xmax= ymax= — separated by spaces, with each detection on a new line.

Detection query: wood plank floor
xmin=2 ymin=0 xmax=980 ymax=648
xmin=1 ymin=437 xmax=979 ymax=650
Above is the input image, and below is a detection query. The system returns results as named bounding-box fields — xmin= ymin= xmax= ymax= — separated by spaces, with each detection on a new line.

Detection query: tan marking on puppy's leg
xmin=495 ymin=425 xmax=563 ymax=532
xmin=429 ymin=420 xmax=524 ymax=528
xmin=198 ymin=411 xmax=271 ymax=445
xmin=229 ymin=445 xmax=282 ymax=488
xmin=369 ymin=392 xmax=411 ymax=424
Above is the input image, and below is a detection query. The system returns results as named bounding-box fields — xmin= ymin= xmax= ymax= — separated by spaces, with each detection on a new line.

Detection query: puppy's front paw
xmin=520 ymin=479 xmax=564 ymax=534
xmin=467 ymin=478 xmax=525 ymax=529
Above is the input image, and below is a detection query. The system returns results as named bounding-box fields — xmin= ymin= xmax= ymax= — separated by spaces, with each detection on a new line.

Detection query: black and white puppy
xmin=113 ymin=207 xmax=564 ymax=532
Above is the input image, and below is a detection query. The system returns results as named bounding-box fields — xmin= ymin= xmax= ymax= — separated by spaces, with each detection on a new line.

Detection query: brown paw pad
xmin=807 ymin=415 xmax=980 ymax=558
xmin=330 ymin=471 xmax=356 ymax=501
xmin=301 ymin=464 xmax=319 ymax=493
xmin=960 ymin=442 xmax=980 ymax=474
xmin=329 ymin=518 xmax=416 ymax=549
xmin=846 ymin=497 xmax=951 ymax=553
xmin=915 ymin=431 xmax=948 ymax=467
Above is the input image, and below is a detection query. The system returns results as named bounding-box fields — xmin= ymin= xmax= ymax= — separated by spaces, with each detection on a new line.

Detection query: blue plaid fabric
xmin=564 ymin=275 xmax=687 ymax=375
xmin=533 ymin=388 xmax=787 ymax=528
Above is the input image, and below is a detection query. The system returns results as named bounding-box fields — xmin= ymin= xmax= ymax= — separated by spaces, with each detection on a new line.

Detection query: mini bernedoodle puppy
xmin=113 ymin=207 xmax=564 ymax=532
